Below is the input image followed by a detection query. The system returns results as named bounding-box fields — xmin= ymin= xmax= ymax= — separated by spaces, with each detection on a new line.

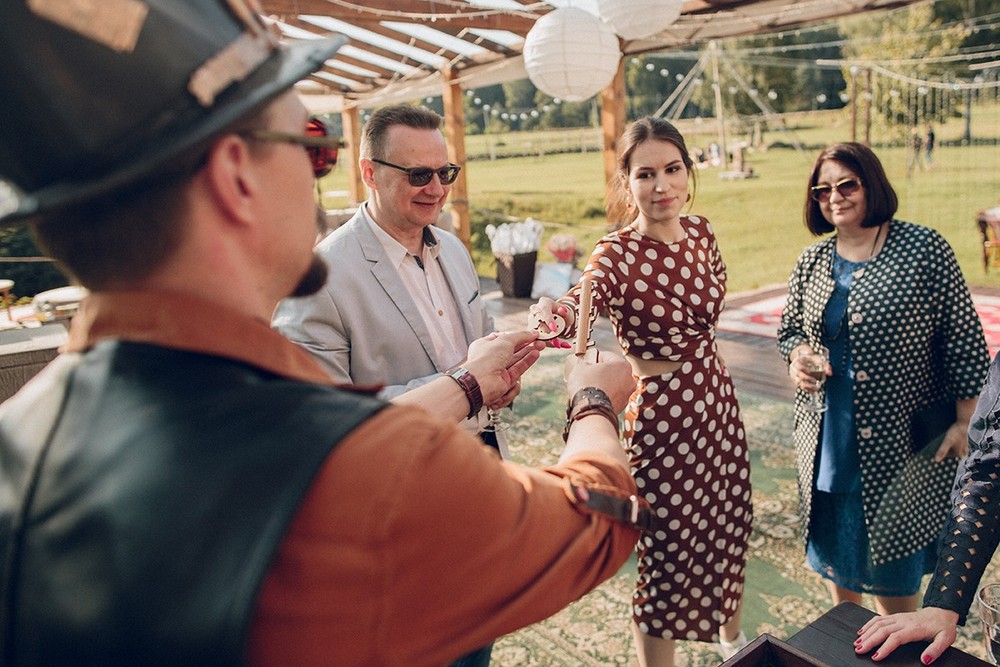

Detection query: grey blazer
xmin=273 ymin=207 xmax=493 ymax=399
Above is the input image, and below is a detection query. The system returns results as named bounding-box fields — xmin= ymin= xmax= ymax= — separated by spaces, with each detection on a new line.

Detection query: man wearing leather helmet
xmin=0 ymin=1 xmax=644 ymax=664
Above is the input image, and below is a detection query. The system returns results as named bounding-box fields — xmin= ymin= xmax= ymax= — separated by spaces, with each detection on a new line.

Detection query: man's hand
xmin=855 ymin=607 xmax=960 ymax=664
xmin=564 ymin=352 xmax=635 ymax=413
xmin=466 ymin=330 xmax=545 ymax=407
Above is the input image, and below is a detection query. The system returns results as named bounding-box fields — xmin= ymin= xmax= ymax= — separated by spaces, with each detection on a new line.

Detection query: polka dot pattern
xmin=777 ymin=221 xmax=990 ymax=566
xmin=566 ymin=216 xmax=752 ymax=643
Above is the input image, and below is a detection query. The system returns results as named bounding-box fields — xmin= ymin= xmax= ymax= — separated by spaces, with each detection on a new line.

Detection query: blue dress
xmin=805 ymin=251 xmax=937 ymax=596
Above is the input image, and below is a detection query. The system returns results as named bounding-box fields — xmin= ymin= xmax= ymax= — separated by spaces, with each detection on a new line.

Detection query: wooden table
xmin=786 ymin=602 xmax=990 ymax=667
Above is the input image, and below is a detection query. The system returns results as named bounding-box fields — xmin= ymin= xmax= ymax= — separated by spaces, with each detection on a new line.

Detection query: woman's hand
xmin=934 ymin=422 xmax=969 ymax=462
xmin=527 ymin=297 xmax=574 ymax=350
xmin=854 ymin=607 xmax=959 ymax=663
xmin=787 ymin=344 xmax=830 ymax=393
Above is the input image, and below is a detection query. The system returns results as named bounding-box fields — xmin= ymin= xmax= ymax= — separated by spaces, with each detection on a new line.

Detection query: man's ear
xmin=202 ymin=135 xmax=257 ymax=226
xmin=359 ymin=157 xmax=377 ymax=191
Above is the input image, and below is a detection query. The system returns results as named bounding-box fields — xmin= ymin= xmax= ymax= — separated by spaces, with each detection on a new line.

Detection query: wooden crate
xmin=0 ymin=324 xmax=67 ymax=402
xmin=723 ymin=634 xmax=831 ymax=667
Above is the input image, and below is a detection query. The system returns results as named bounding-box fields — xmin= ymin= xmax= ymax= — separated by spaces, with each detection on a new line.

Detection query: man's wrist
xmin=445 ymin=366 xmax=484 ymax=420
xmin=563 ymin=386 xmax=619 ymax=442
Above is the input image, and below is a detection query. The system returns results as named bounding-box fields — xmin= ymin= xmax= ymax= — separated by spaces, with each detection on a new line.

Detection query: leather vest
xmin=0 ymin=341 xmax=384 ymax=666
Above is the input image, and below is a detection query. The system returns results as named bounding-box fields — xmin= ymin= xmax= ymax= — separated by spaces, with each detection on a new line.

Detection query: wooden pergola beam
xmin=601 ymin=61 xmax=626 ymax=220
xmin=260 ymin=0 xmax=538 ymax=32
xmin=441 ymin=68 xmax=471 ymax=249
xmin=341 ymin=106 xmax=365 ymax=207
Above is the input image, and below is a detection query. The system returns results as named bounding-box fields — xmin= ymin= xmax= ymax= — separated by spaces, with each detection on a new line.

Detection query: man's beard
xmin=290 ymin=253 xmax=329 ymax=297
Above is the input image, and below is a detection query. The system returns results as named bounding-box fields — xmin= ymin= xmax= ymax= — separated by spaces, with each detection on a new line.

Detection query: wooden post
xmin=341 ymin=105 xmax=364 ymax=206
xmin=600 ymin=58 xmax=626 ymax=220
xmin=849 ymin=68 xmax=858 ymax=143
xmin=864 ymin=68 xmax=872 ymax=147
xmin=710 ymin=41 xmax=728 ymax=170
xmin=442 ymin=67 xmax=471 ymax=250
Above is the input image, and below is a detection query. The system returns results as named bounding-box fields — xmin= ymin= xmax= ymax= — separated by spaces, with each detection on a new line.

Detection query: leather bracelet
xmin=562 ymin=386 xmax=619 ymax=442
xmin=445 ymin=366 xmax=483 ymax=420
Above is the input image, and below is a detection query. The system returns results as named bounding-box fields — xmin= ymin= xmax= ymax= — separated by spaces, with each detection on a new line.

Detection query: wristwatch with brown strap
xmin=445 ymin=365 xmax=484 ymax=420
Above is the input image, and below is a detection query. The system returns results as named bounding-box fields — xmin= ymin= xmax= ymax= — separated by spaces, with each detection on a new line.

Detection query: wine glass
xmin=483 ymin=407 xmax=511 ymax=433
xmin=801 ymin=345 xmax=829 ymax=414
xmin=978 ymin=583 xmax=1000 ymax=664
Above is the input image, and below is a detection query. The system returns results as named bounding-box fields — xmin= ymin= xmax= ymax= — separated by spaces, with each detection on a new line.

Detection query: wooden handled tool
xmin=575 ymin=276 xmax=594 ymax=358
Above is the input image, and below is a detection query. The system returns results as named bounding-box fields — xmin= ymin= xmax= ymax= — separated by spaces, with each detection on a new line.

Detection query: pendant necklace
xmin=849 ymin=222 xmax=884 ymax=279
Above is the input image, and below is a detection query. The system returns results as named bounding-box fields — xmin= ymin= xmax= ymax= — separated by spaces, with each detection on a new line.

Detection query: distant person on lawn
xmin=529 ymin=116 xmax=752 ymax=667
xmin=925 ymin=123 xmax=936 ymax=166
xmin=0 ymin=1 xmax=648 ymax=664
xmin=779 ymin=141 xmax=988 ymax=620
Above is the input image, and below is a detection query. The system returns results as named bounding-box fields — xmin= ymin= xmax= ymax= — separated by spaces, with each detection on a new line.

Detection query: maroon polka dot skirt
xmin=623 ymin=354 xmax=752 ymax=642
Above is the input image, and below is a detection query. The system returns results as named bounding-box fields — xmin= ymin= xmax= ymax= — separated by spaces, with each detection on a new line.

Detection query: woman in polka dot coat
xmin=531 ymin=117 xmax=752 ymax=667
xmin=778 ymin=142 xmax=989 ymax=617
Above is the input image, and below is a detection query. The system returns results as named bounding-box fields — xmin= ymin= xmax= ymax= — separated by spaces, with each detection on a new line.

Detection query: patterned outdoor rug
xmin=719 ymin=290 xmax=1000 ymax=358
xmin=493 ymin=348 xmax=998 ymax=666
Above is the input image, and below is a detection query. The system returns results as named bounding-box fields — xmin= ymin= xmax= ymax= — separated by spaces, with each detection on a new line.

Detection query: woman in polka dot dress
xmin=531 ymin=117 xmax=752 ymax=666
xmin=779 ymin=142 xmax=989 ymax=617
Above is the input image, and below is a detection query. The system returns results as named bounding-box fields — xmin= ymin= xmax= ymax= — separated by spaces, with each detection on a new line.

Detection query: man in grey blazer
xmin=273 ymin=105 xmax=517 ymax=455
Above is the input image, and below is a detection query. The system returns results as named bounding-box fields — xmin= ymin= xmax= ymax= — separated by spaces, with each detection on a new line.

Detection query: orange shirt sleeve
xmin=246 ymin=405 xmax=638 ymax=667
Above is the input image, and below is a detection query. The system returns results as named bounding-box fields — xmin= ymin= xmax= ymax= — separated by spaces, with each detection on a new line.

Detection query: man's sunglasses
xmin=810 ymin=177 xmax=862 ymax=202
xmin=371 ymin=158 xmax=461 ymax=187
xmin=243 ymin=117 xmax=340 ymax=178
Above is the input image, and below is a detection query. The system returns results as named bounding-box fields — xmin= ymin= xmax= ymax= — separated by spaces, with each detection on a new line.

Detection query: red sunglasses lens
xmin=306 ymin=117 xmax=337 ymax=178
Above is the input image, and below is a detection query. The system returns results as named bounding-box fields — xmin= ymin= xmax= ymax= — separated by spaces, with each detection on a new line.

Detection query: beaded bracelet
xmin=562 ymin=386 xmax=619 ymax=442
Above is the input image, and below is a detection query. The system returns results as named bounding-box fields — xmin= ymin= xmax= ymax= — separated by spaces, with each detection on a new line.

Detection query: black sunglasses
xmin=371 ymin=158 xmax=461 ymax=187
xmin=243 ymin=117 xmax=340 ymax=178
xmin=810 ymin=177 xmax=862 ymax=202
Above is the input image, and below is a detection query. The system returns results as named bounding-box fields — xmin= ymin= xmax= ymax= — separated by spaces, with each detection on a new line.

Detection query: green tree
xmin=839 ymin=3 xmax=969 ymax=135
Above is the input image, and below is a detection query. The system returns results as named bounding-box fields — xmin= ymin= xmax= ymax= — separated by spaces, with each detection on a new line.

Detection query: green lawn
xmin=320 ymin=104 xmax=1000 ymax=293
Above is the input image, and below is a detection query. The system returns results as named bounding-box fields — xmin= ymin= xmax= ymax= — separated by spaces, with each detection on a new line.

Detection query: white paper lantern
xmin=597 ymin=0 xmax=682 ymax=41
xmin=523 ymin=7 xmax=621 ymax=102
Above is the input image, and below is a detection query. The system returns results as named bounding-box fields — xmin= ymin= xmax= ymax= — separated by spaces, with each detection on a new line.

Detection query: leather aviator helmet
xmin=0 ymin=0 xmax=345 ymax=224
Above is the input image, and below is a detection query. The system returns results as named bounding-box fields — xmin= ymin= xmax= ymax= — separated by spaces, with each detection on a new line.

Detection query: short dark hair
xmin=803 ymin=142 xmax=897 ymax=235
xmin=606 ymin=117 xmax=697 ymax=228
xmin=32 ymin=107 xmax=273 ymax=290
xmin=360 ymin=104 xmax=443 ymax=162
